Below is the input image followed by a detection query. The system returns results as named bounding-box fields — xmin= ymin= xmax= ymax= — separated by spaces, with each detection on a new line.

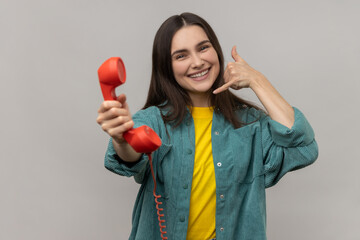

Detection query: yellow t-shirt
xmin=186 ymin=107 xmax=216 ymax=240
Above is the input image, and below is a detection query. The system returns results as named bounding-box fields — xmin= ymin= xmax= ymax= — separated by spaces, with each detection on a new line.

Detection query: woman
xmin=96 ymin=12 xmax=318 ymax=240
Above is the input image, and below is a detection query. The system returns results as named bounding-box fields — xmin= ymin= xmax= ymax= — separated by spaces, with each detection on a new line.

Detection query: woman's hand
xmin=213 ymin=45 xmax=295 ymax=128
xmin=213 ymin=46 xmax=266 ymax=94
xmin=96 ymin=94 xmax=134 ymax=144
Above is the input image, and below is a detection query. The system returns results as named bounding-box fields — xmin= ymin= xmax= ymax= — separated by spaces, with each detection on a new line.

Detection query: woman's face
xmin=171 ymin=25 xmax=220 ymax=105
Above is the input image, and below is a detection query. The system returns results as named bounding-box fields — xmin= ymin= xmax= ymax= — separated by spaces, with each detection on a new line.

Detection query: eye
xmin=200 ymin=45 xmax=210 ymax=51
xmin=175 ymin=54 xmax=186 ymax=60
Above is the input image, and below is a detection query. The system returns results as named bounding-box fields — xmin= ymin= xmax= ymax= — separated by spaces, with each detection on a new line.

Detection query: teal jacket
xmin=104 ymin=106 xmax=318 ymax=240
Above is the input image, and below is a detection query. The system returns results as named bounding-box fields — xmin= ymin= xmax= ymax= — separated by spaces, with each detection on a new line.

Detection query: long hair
xmin=143 ymin=12 xmax=261 ymax=128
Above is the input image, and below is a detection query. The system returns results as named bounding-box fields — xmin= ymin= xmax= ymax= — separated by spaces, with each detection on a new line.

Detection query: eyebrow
xmin=171 ymin=40 xmax=211 ymax=57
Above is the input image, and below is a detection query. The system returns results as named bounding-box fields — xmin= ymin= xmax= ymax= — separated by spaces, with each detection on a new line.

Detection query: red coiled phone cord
xmin=147 ymin=153 xmax=168 ymax=240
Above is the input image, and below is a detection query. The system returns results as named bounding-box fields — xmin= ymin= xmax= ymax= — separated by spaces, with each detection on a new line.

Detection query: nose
xmin=191 ymin=53 xmax=204 ymax=69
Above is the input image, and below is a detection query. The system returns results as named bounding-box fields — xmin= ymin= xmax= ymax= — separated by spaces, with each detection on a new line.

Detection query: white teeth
xmin=189 ymin=69 xmax=209 ymax=78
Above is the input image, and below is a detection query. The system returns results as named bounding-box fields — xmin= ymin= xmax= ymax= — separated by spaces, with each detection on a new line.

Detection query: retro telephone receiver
xmin=97 ymin=57 xmax=167 ymax=239
xmin=97 ymin=57 xmax=161 ymax=153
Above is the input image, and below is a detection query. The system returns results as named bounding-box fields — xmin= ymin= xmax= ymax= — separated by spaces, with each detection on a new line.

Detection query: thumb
xmin=231 ymin=46 xmax=244 ymax=63
xmin=117 ymin=93 xmax=126 ymax=105
xmin=118 ymin=94 xmax=130 ymax=112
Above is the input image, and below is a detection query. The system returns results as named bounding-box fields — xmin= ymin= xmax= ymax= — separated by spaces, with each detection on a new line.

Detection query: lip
xmin=187 ymin=67 xmax=210 ymax=77
xmin=187 ymin=67 xmax=211 ymax=82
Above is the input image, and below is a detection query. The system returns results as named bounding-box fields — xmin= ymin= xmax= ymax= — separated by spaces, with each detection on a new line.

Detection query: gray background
xmin=1 ymin=0 xmax=359 ymax=239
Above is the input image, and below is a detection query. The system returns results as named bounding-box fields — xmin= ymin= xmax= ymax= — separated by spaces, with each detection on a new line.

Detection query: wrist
xmin=112 ymin=138 xmax=142 ymax=162
xmin=112 ymin=137 xmax=128 ymax=147
xmin=250 ymin=74 xmax=268 ymax=92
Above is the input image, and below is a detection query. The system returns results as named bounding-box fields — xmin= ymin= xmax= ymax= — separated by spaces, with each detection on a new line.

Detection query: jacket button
xmin=217 ymin=162 xmax=222 ymax=167
xmin=180 ymin=216 xmax=185 ymax=222
xmin=183 ymin=184 xmax=188 ymax=189
xmin=187 ymin=149 xmax=192 ymax=154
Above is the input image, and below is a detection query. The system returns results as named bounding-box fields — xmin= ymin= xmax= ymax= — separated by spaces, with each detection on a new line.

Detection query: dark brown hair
xmin=143 ymin=12 xmax=261 ymax=128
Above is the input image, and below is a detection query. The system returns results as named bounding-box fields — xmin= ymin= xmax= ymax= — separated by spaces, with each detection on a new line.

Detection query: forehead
xmin=171 ymin=25 xmax=209 ymax=51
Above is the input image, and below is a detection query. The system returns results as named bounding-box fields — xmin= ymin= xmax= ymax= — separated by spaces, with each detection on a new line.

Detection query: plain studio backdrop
xmin=1 ymin=0 xmax=359 ymax=239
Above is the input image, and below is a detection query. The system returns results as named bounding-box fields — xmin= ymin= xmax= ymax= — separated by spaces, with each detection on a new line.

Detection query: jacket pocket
xmin=230 ymin=122 xmax=264 ymax=183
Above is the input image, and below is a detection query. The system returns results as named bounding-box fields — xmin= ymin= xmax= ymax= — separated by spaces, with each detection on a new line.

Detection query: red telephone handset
xmin=97 ymin=57 xmax=161 ymax=153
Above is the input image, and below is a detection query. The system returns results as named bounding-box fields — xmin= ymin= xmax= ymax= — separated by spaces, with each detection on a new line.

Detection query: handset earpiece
xmin=98 ymin=57 xmax=126 ymax=100
xmin=97 ymin=57 xmax=161 ymax=153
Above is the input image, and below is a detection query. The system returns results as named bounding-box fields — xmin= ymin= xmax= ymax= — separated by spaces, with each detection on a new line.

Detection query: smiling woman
xmin=96 ymin=12 xmax=318 ymax=240
xmin=143 ymin=13 xmax=261 ymax=129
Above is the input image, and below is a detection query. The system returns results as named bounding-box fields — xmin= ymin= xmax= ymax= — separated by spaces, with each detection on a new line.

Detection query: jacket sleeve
xmin=261 ymin=107 xmax=319 ymax=188
xmin=104 ymin=139 xmax=149 ymax=184
xmin=103 ymin=107 xmax=160 ymax=184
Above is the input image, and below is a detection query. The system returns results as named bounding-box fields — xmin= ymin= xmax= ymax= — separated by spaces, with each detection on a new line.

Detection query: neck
xmin=189 ymin=92 xmax=211 ymax=107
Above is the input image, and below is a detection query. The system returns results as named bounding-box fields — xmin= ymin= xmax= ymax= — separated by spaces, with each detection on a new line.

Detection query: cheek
xmin=206 ymin=50 xmax=220 ymax=70
xmin=172 ymin=62 xmax=186 ymax=76
xmin=172 ymin=62 xmax=187 ymax=87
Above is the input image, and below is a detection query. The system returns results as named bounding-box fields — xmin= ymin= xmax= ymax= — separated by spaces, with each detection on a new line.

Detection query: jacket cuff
xmin=104 ymin=139 xmax=148 ymax=177
xmin=268 ymin=107 xmax=315 ymax=147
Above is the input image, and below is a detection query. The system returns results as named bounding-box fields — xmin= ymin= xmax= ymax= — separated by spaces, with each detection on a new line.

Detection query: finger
xmin=97 ymin=107 xmax=130 ymax=125
xmin=98 ymin=100 xmax=122 ymax=113
xmin=213 ymin=81 xmax=234 ymax=94
xmin=103 ymin=107 xmax=130 ymax=120
xmin=223 ymin=64 xmax=231 ymax=83
xmin=233 ymin=76 xmax=253 ymax=90
xmin=213 ymin=66 xmax=234 ymax=94
xmin=117 ymin=93 xmax=127 ymax=104
xmin=107 ymin=120 xmax=135 ymax=139
xmin=231 ymin=46 xmax=246 ymax=64
xmin=117 ymin=93 xmax=132 ymax=112
xmin=101 ymin=115 xmax=133 ymax=131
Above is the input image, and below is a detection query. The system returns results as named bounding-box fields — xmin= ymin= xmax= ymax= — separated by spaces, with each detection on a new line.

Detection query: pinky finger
xmin=213 ymin=81 xmax=233 ymax=94
xmin=107 ymin=120 xmax=134 ymax=138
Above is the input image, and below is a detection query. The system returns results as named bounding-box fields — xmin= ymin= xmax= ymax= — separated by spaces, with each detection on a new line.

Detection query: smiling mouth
xmin=188 ymin=68 xmax=210 ymax=78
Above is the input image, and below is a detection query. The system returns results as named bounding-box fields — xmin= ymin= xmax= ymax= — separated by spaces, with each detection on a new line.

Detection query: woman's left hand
xmin=213 ymin=46 xmax=266 ymax=94
xmin=213 ymin=46 xmax=295 ymax=128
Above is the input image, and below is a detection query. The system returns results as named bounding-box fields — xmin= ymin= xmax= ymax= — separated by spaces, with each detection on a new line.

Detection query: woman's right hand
xmin=96 ymin=93 xmax=134 ymax=144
